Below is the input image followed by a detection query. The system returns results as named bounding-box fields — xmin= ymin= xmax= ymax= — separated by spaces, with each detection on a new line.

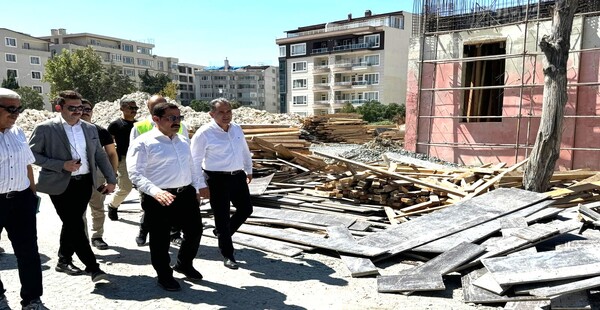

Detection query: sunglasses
xmin=0 ymin=105 xmax=25 ymax=114
xmin=161 ymin=115 xmax=184 ymax=122
xmin=127 ymin=106 xmax=139 ymax=111
xmin=66 ymin=105 xmax=84 ymax=112
xmin=82 ymin=108 xmax=93 ymax=113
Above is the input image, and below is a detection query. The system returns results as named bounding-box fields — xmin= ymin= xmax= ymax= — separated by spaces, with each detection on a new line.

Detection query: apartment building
xmin=195 ymin=59 xmax=279 ymax=113
xmin=275 ymin=10 xmax=412 ymax=116
xmin=177 ymin=63 xmax=204 ymax=106
xmin=40 ymin=29 xmax=179 ymax=89
xmin=1 ymin=28 xmax=52 ymax=108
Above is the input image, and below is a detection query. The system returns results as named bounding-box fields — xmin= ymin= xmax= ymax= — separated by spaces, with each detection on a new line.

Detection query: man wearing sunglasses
xmin=28 ymin=90 xmax=117 ymax=284
xmin=79 ymin=99 xmax=118 ymax=251
xmin=105 ymin=99 xmax=138 ymax=223
xmin=127 ymin=102 xmax=203 ymax=291
xmin=0 ymin=88 xmax=46 ymax=309
xmin=129 ymin=94 xmax=188 ymax=247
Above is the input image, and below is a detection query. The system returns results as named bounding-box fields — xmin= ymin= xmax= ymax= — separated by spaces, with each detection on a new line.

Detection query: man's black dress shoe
xmin=158 ymin=277 xmax=181 ymax=291
xmin=136 ymin=230 xmax=148 ymax=246
xmin=55 ymin=262 xmax=85 ymax=275
xmin=172 ymin=264 xmax=203 ymax=281
xmin=91 ymin=269 xmax=109 ymax=283
xmin=224 ymin=257 xmax=239 ymax=270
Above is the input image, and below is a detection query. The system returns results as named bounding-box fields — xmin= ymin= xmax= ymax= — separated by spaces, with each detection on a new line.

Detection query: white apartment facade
xmin=275 ymin=10 xmax=412 ymax=116
xmin=195 ymin=60 xmax=279 ymax=113
xmin=40 ymin=29 xmax=179 ymax=89
xmin=1 ymin=28 xmax=52 ymax=108
xmin=177 ymin=63 xmax=204 ymax=106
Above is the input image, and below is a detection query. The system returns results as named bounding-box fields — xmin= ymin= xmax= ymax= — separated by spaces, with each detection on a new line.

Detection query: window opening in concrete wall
xmin=461 ymin=41 xmax=505 ymax=123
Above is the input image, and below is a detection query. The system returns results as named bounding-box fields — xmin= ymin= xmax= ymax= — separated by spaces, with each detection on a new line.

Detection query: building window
xmin=293 ymin=95 xmax=307 ymax=105
xmin=31 ymin=71 xmax=41 ymax=80
xmin=123 ymin=56 xmax=134 ymax=64
xmin=124 ymin=69 xmax=135 ymax=76
xmin=364 ymin=91 xmax=379 ymax=102
xmin=292 ymin=79 xmax=307 ymax=89
xmin=365 ymin=54 xmax=380 ymax=66
xmin=137 ymin=46 xmax=152 ymax=55
xmin=5 ymin=37 xmax=16 ymax=47
xmin=158 ymin=61 xmax=164 ymax=70
xmin=122 ymin=44 xmax=134 ymax=52
xmin=5 ymin=53 xmax=16 ymax=62
xmin=6 ymin=69 xmax=17 ymax=78
xmin=461 ymin=41 xmax=505 ymax=123
xmin=364 ymin=34 xmax=380 ymax=47
xmin=290 ymin=43 xmax=306 ymax=56
xmin=364 ymin=73 xmax=379 ymax=85
xmin=32 ymin=86 xmax=43 ymax=93
xmin=292 ymin=61 xmax=307 ymax=72
xmin=112 ymin=54 xmax=122 ymax=62
xmin=279 ymin=46 xmax=286 ymax=57
xmin=30 ymin=56 xmax=41 ymax=65
xmin=390 ymin=16 xmax=404 ymax=29
xmin=137 ymin=58 xmax=153 ymax=67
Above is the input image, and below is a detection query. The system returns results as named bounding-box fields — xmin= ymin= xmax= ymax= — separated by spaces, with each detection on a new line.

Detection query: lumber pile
xmin=302 ymin=113 xmax=372 ymax=143
xmin=243 ymin=124 xmax=311 ymax=158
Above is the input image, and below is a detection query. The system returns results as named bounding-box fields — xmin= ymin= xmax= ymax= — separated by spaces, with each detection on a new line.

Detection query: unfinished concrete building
xmin=405 ymin=0 xmax=600 ymax=170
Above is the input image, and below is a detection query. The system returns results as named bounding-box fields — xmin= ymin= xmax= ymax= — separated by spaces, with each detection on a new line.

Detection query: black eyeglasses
xmin=66 ymin=106 xmax=84 ymax=112
xmin=127 ymin=106 xmax=139 ymax=111
xmin=0 ymin=105 xmax=25 ymax=114
xmin=82 ymin=108 xmax=93 ymax=113
xmin=161 ymin=115 xmax=184 ymax=122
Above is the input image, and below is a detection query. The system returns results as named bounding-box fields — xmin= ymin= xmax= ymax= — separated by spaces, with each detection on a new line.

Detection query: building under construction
xmin=404 ymin=0 xmax=600 ymax=170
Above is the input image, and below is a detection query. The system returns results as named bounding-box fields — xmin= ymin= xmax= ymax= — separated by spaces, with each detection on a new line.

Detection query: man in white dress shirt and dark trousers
xmin=191 ymin=97 xmax=253 ymax=270
xmin=29 ymin=90 xmax=116 ymax=284
xmin=127 ymin=102 xmax=203 ymax=292
xmin=0 ymin=88 xmax=46 ymax=309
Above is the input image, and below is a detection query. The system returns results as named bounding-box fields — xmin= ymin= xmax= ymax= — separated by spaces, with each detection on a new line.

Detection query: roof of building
xmin=0 ymin=28 xmax=51 ymax=42
xmin=285 ymin=10 xmax=406 ymax=33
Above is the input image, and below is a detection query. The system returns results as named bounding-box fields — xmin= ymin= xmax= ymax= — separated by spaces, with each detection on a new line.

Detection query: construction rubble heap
xmin=17 ymin=92 xmax=600 ymax=308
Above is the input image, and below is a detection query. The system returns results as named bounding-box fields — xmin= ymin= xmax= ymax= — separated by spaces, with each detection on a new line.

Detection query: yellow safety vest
xmin=134 ymin=119 xmax=183 ymax=135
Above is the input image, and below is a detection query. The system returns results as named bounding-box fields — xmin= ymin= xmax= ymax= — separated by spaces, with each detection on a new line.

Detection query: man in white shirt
xmin=127 ymin=102 xmax=203 ymax=292
xmin=0 ymin=88 xmax=46 ymax=309
xmin=129 ymin=95 xmax=187 ymax=247
xmin=191 ymin=98 xmax=253 ymax=270
xmin=29 ymin=90 xmax=116 ymax=284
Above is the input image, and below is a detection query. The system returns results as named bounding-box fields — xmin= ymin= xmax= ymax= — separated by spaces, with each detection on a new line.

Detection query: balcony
xmin=333 ymin=99 xmax=348 ymax=104
xmin=312 ymin=48 xmax=329 ymax=55
xmin=352 ymin=62 xmax=374 ymax=70
xmin=332 ymin=81 xmax=352 ymax=89
xmin=350 ymin=99 xmax=368 ymax=105
xmin=332 ymin=62 xmax=352 ymax=72
xmin=313 ymin=65 xmax=330 ymax=73
xmin=313 ymin=83 xmax=330 ymax=90
xmin=332 ymin=42 xmax=377 ymax=52
xmin=351 ymin=81 xmax=374 ymax=88
xmin=313 ymin=100 xmax=330 ymax=106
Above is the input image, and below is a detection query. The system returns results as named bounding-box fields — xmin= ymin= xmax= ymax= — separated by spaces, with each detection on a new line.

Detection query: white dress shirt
xmin=60 ymin=116 xmax=90 ymax=175
xmin=0 ymin=125 xmax=35 ymax=193
xmin=190 ymin=119 xmax=252 ymax=188
xmin=127 ymin=127 xmax=199 ymax=196
xmin=129 ymin=116 xmax=189 ymax=142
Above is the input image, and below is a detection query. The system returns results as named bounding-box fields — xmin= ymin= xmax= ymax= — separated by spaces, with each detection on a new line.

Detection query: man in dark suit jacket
xmin=29 ymin=90 xmax=117 ymax=283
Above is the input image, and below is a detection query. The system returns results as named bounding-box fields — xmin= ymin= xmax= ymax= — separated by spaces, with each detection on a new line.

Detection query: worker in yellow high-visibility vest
xmin=129 ymin=94 xmax=189 ymax=247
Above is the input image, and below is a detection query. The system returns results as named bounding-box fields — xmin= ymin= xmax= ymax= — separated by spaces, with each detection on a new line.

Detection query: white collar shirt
xmin=60 ymin=116 xmax=90 ymax=175
xmin=126 ymin=127 xmax=199 ymax=196
xmin=0 ymin=125 xmax=35 ymax=193
xmin=130 ymin=116 xmax=189 ymax=142
xmin=190 ymin=119 xmax=252 ymax=188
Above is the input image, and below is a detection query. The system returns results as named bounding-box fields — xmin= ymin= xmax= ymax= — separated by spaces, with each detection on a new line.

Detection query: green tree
xmin=340 ymin=102 xmax=356 ymax=113
xmin=356 ymin=101 xmax=387 ymax=123
xmin=190 ymin=100 xmax=211 ymax=112
xmin=159 ymin=81 xmax=178 ymax=101
xmin=1 ymin=72 xmax=19 ymax=90
xmin=98 ymin=65 xmax=137 ymax=102
xmin=139 ymin=69 xmax=171 ymax=95
xmin=15 ymin=87 xmax=44 ymax=110
xmin=230 ymin=100 xmax=241 ymax=109
xmin=385 ymin=103 xmax=406 ymax=121
xmin=43 ymin=47 xmax=105 ymax=103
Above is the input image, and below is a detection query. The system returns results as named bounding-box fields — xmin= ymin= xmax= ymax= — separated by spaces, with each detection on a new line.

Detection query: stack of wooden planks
xmin=302 ymin=113 xmax=373 ymax=143
xmin=242 ymin=124 xmax=312 ymax=159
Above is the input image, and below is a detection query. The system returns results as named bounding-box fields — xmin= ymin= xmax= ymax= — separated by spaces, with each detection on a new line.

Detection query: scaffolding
xmin=410 ymin=0 xmax=600 ymax=167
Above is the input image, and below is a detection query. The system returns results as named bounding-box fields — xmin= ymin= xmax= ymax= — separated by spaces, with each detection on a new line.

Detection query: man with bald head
xmin=0 ymin=88 xmax=46 ymax=309
xmin=129 ymin=94 xmax=188 ymax=247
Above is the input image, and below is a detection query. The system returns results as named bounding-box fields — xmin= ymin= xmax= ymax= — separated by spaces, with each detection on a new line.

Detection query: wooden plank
xmin=504 ymin=301 xmax=551 ymax=310
xmin=499 ymin=217 xmax=528 ymax=237
xmin=359 ymin=188 xmax=548 ymax=258
xmin=377 ymin=242 xmax=485 ymax=293
xmin=238 ymin=224 xmax=384 ymax=257
xmin=551 ymin=291 xmax=591 ymax=310
xmin=251 ymin=206 xmax=356 ymax=227
xmin=327 ymin=225 xmax=379 ymax=277
xmin=462 ymin=268 xmax=546 ymax=304
xmin=528 ymin=275 xmax=600 ymax=297
xmin=464 ymin=158 xmax=528 ymax=199
xmin=473 ymin=270 xmax=510 ymax=295
xmin=245 ymin=218 xmax=325 ymax=231
xmin=415 ymin=200 xmax=554 ymax=253
xmin=384 ymin=207 xmax=399 ymax=226
xmin=481 ymin=247 xmax=600 ymax=286
xmin=348 ymin=221 xmax=371 ymax=232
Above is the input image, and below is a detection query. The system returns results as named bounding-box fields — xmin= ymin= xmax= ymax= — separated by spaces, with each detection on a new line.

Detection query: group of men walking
xmin=0 ymin=87 xmax=254 ymax=309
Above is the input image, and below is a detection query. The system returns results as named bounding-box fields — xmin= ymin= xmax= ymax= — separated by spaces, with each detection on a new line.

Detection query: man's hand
xmin=63 ymin=159 xmax=81 ymax=172
xmin=247 ymin=174 xmax=253 ymax=184
xmin=153 ymin=190 xmax=176 ymax=206
xmin=103 ymin=184 xmax=116 ymax=194
xmin=198 ymin=187 xmax=210 ymax=199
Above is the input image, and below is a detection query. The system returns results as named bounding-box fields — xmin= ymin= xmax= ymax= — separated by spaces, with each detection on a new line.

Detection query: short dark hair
xmin=81 ymin=99 xmax=93 ymax=108
xmin=56 ymin=90 xmax=82 ymax=106
xmin=152 ymin=102 xmax=179 ymax=117
xmin=120 ymin=98 xmax=136 ymax=108
xmin=209 ymin=97 xmax=231 ymax=112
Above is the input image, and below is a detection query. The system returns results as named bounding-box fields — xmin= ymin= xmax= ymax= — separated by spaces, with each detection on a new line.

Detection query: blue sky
xmin=4 ymin=0 xmax=413 ymax=67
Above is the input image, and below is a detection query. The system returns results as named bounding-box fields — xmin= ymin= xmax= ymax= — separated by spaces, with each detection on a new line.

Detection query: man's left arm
xmin=239 ymin=126 xmax=253 ymax=183
xmin=91 ymin=129 xmax=117 ymax=186
xmin=104 ymin=143 xmax=119 ymax=173
xmin=27 ymin=165 xmax=36 ymax=193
